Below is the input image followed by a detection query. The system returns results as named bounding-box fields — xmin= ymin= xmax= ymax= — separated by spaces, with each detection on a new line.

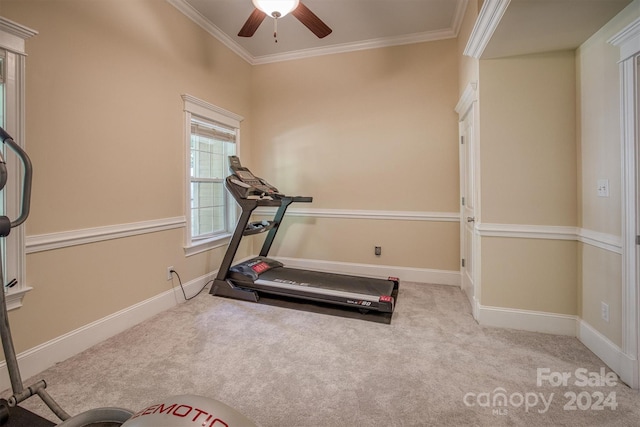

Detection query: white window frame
xmin=182 ymin=94 xmax=243 ymax=257
xmin=0 ymin=17 xmax=37 ymax=309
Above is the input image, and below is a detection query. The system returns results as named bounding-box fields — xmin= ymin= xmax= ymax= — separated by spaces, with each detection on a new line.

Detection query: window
xmin=182 ymin=95 xmax=243 ymax=256
xmin=0 ymin=18 xmax=38 ymax=309
xmin=190 ymin=118 xmax=236 ymax=239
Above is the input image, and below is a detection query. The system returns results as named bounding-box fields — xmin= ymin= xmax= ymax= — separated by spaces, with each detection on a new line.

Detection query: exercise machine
xmin=0 ymin=127 xmax=254 ymax=426
xmin=211 ymin=156 xmax=399 ymax=314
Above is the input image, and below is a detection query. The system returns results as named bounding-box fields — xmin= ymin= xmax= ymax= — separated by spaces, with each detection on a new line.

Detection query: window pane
xmin=188 ymin=110 xmax=238 ymax=242
xmin=192 ymin=136 xmax=228 ymax=180
xmin=190 ymin=181 xmax=226 ymax=238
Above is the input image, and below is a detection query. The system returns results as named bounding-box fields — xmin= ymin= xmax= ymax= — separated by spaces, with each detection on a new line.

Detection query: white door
xmin=459 ymin=103 xmax=477 ymax=317
xmin=634 ymin=54 xmax=640 ymax=389
xmin=636 ymin=53 xmax=640 ymax=391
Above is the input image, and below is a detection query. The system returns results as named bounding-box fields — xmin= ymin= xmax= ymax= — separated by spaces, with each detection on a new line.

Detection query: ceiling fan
xmin=238 ymin=0 xmax=332 ymax=40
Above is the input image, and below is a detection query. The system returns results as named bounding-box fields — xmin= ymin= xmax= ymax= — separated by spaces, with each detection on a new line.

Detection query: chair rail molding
xmin=26 ymin=217 xmax=186 ymax=253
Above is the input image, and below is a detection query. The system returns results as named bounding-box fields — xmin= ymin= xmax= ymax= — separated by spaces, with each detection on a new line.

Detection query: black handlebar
xmin=0 ymin=127 xmax=12 ymax=143
xmin=0 ymin=126 xmax=32 ymax=234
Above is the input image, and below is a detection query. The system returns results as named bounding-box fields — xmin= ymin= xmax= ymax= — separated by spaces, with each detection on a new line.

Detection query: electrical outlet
xmin=601 ymin=302 xmax=609 ymax=322
xmin=167 ymin=266 xmax=174 ymax=281
xmin=375 ymin=246 xmax=382 ymax=256
xmin=597 ymin=179 xmax=609 ymax=197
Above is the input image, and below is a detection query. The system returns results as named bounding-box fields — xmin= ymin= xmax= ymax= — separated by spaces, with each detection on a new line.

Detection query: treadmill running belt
xmin=258 ymin=267 xmax=395 ymax=296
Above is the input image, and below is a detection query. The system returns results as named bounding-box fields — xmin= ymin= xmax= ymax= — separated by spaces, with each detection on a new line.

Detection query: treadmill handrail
xmin=289 ymin=196 xmax=312 ymax=203
xmin=259 ymin=197 xmax=294 ymax=258
xmin=216 ymin=180 xmax=312 ymax=284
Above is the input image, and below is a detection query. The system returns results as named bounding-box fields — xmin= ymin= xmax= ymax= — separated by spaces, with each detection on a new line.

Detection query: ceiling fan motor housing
xmin=239 ymin=0 xmax=332 ymax=39
xmin=252 ymin=0 xmax=300 ymax=18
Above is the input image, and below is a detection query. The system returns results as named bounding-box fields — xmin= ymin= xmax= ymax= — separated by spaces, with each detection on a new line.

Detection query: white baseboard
xmin=452 ymin=305 xmax=639 ymax=389
xmin=0 ymin=272 xmax=215 ymax=393
xmin=578 ymin=320 xmax=638 ymax=389
xmin=477 ymin=304 xmax=578 ymax=336
xmin=274 ymin=256 xmax=461 ymax=286
xmin=476 ymin=307 xmax=640 ymax=388
xmin=462 ymin=288 xmax=479 ymax=319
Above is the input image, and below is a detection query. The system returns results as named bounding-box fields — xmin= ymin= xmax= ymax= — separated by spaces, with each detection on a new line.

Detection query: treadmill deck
xmin=226 ymin=259 xmax=398 ymax=313
xmin=259 ymin=267 xmax=395 ymax=299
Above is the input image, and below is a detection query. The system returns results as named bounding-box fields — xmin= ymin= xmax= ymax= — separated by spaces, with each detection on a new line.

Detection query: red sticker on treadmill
xmin=379 ymin=295 xmax=393 ymax=303
xmin=251 ymin=262 xmax=270 ymax=274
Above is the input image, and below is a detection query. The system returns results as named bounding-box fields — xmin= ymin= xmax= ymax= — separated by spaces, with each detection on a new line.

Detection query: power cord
xmin=169 ymin=269 xmax=211 ymax=301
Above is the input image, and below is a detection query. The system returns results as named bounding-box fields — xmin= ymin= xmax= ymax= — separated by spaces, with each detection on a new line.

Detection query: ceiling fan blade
xmin=238 ymin=8 xmax=266 ymax=37
xmin=291 ymin=2 xmax=332 ymax=39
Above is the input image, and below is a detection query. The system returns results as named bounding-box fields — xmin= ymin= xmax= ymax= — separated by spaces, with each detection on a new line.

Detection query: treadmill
xmin=211 ymin=156 xmax=399 ymax=314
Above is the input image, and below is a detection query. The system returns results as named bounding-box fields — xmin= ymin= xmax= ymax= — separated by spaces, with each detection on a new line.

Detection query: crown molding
xmin=166 ymin=0 xmax=254 ymax=64
xmin=252 ymin=29 xmax=458 ymax=64
xmin=463 ymin=0 xmax=510 ymax=59
xmin=169 ymin=0 xmax=467 ymax=65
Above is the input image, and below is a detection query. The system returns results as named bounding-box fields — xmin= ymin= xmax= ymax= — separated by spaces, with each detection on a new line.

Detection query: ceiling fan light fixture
xmin=252 ymin=0 xmax=300 ymax=18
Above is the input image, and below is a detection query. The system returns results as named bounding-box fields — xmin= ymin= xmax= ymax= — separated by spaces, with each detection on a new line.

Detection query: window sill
xmin=184 ymin=234 xmax=231 ymax=257
xmin=5 ymin=286 xmax=33 ymax=311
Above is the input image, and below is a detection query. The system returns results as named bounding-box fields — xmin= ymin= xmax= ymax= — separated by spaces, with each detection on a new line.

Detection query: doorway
xmin=612 ymin=18 xmax=640 ymax=389
xmin=456 ymin=82 xmax=479 ymax=319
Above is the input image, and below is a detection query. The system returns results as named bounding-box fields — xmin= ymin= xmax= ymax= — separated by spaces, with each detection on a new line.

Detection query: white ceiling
xmin=481 ymin=0 xmax=634 ymax=59
xmin=169 ymin=0 xmax=468 ymax=63
xmin=168 ymin=0 xmax=635 ymax=64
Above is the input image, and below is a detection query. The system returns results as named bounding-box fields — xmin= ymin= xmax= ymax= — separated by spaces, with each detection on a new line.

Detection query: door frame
xmin=610 ymin=17 xmax=640 ymax=390
xmin=456 ymin=81 xmax=480 ymax=319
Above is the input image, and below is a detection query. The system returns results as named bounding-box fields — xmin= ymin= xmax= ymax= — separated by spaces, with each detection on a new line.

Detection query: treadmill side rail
xmin=379 ymin=278 xmax=399 ymax=312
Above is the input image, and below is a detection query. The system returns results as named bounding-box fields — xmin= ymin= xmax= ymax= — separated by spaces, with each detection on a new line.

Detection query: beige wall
xmin=249 ymin=40 xmax=461 ymax=270
xmin=577 ymin=12 xmax=629 ymax=236
xmin=0 ymin=0 xmax=254 ymax=352
xmin=580 ymin=245 xmax=622 ymax=346
xmin=254 ymin=216 xmax=460 ymax=271
xmin=477 ymin=50 xmax=578 ymax=314
xmin=575 ymin=0 xmax=640 ymax=344
xmin=482 ymin=238 xmax=577 ymax=314
xmin=479 ymin=51 xmax=577 ymax=226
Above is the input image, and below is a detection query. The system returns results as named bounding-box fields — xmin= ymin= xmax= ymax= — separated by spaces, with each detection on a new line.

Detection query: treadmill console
xmin=227 ymin=156 xmax=282 ymax=200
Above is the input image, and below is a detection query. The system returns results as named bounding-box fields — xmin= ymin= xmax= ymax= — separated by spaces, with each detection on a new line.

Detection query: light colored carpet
xmin=5 ymin=282 xmax=640 ymax=426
